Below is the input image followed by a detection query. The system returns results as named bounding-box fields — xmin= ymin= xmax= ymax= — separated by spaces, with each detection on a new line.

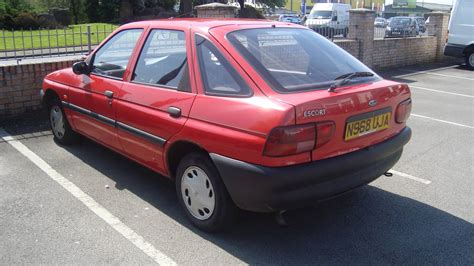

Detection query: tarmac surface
xmin=1 ymin=62 xmax=473 ymax=264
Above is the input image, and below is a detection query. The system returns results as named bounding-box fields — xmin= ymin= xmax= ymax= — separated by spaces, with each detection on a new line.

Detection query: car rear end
xmin=208 ymin=25 xmax=411 ymax=212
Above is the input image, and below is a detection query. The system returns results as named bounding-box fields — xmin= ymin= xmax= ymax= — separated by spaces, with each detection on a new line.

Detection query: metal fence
xmin=0 ymin=24 xmax=117 ymax=61
xmin=302 ymin=20 xmax=350 ymax=41
xmin=373 ymin=19 xmax=433 ymax=40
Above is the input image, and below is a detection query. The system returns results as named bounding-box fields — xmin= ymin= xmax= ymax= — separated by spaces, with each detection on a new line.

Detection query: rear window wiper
xmin=328 ymin=72 xmax=374 ymax=92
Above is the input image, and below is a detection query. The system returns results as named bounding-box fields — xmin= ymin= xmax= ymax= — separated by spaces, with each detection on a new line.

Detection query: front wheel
xmin=466 ymin=52 xmax=474 ymax=70
xmin=176 ymin=152 xmax=237 ymax=232
xmin=49 ymin=100 xmax=79 ymax=145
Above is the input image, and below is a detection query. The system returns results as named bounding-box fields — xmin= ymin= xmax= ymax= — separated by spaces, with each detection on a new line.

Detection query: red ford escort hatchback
xmin=42 ymin=19 xmax=411 ymax=232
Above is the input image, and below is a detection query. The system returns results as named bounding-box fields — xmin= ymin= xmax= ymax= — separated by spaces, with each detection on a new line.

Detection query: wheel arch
xmin=42 ymin=88 xmax=60 ymax=108
xmin=463 ymin=44 xmax=474 ymax=55
xmin=166 ymin=140 xmax=209 ymax=180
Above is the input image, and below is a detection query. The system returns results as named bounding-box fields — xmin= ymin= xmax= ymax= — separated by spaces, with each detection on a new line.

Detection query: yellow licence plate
xmin=345 ymin=112 xmax=391 ymax=141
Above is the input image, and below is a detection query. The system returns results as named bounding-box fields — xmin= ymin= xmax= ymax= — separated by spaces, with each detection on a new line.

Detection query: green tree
xmin=237 ymin=0 xmax=284 ymax=16
xmin=98 ymin=0 xmax=121 ymax=23
xmin=2 ymin=0 xmax=32 ymax=16
xmin=85 ymin=0 xmax=100 ymax=22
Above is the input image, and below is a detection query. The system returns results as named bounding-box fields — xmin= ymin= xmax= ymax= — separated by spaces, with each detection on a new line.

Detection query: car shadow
xmin=378 ymin=60 xmax=466 ymax=82
xmin=58 ymin=137 xmax=474 ymax=265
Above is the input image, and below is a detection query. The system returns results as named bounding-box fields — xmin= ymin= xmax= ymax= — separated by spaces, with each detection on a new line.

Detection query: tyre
xmin=176 ymin=152 xmax=237 ymax=232
xmin=49 ymin=99 xmax=79 ymax=145
xmin=466 ymin=52 xmax=474 ymax=70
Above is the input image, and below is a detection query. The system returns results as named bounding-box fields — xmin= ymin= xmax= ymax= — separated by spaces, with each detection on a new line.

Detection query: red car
xmin=41 ymin=19 xmax=412 ymax=232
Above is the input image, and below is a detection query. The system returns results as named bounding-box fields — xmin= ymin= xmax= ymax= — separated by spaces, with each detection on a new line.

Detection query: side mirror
xmin=72 ymin=61 xmax=90 ymax=75
xmin=332 ymin=16 xmax=337 ymax=21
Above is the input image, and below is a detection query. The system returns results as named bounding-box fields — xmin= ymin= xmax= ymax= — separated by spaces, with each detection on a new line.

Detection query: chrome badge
xmin=303 ymin=108 xmax=326 ymax=118
xmin=368 ymin=100 xmax=378 ymax=107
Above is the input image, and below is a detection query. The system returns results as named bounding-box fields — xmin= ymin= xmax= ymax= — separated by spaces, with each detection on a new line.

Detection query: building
xmin=384 ymin=2 xmax=452 ymax=18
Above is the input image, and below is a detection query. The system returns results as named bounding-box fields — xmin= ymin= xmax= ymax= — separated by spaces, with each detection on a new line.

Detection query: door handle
xmin=167 ymin=106 xmax=181 ymax=118
xmin=104 ymin=90 xmax=114 ymax=99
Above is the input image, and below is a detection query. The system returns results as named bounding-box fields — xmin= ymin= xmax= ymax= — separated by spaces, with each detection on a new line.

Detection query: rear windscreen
xmin=227 ymin=28 xmax=378 ymax=93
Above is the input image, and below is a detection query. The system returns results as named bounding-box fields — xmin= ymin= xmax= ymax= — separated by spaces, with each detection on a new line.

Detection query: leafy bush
xmin=37 ymin=14 xmax=60 ymax=28
xmin=240 ymin=5 xmax=265 ymax=19
xmin=12 ymin=12 xmax=39 ymax=29
xmin=0 ymin=14 xmax=15 ymax=29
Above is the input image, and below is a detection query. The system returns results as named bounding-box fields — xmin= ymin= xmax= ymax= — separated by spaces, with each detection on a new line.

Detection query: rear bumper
xmin=444 ymin=43 xmax=466 ymax=58
xmin=211 ymin=127 xmax=411 ymax=212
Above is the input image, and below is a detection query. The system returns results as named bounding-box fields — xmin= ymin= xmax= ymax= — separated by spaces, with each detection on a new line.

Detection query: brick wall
xmin=334 ymin=39 xmax=360 ymax=58
xmin=0 ymin=10 xmax=451 ymax=120
xmin=195 ymin=3 xmax=236 ymax=18
xmin=0 ymin=60 xmax=77 ymax=120
xmin=372 ymin=36 xmax=438 ymax=70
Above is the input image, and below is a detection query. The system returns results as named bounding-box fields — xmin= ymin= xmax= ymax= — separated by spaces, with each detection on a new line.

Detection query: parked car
xmin=305 ymin=3 xmax=350 ymax=37
xmin=414 ymin=17 xmax=426 ymax=33
xmin=444 ymin=0 xmax=474 ymax=69
xmin=278 ymin=14 xmax=302 ymax=24
xmin=374 ymin=17 xmax=388 ymax=28
xmin=385 ymin=17 xmax=419 ymax=38
xmin=41 ymin=19 xmax=412 ymax=232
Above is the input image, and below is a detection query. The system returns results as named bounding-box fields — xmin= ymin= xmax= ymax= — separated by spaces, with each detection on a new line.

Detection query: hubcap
xmin=469 ymin=54 xmax=474 ymax=67
xmin=50 ymin=106 xmax=65 ymax=139
xmin=180 ymin=166 xmax=215 ymax=220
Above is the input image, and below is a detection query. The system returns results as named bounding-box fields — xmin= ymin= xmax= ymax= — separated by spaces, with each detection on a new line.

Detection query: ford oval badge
xmin=369 ymin=100 xmax=377 ymax=107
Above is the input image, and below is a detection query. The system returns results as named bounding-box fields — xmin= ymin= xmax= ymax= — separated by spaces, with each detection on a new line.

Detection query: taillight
xmin=396 ymin=98 xmax=412 ymax=123
xmin=316 ymin=121 xmax=335 ymax=148
xmin=263 ymin=121 xmax=336 ymax=157
xmin=263 ymin=124 xmax=315 ymax=157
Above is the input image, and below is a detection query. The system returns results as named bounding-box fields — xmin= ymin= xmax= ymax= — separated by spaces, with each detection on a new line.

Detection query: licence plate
xmin=345 ymin=110 xmax=391 ymax=141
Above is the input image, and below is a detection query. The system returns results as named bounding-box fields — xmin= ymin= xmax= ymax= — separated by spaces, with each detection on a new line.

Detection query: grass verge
xmin=0 ymin=23 xmax=118 ymax=51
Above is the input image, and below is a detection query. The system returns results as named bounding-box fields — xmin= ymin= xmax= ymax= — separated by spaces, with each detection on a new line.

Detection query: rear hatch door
xmin=269 ymin=80 xmax=410 ymax=160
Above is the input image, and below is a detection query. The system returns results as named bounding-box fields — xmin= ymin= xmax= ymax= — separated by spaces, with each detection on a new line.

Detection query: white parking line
xmin=390 ymin=169 xmax=431 ymax=185
xmin=393 ymin=65 xmax=457 ymax=78
xmin=410 ymin=85 xmax=474 ymax=98
xmin=411 ymin=114 xmax=474 ymax=130
xmin=404 ymin=69 xmax=474 ymax=81
xmin=0 ymin=128 xmax=177 ymax=266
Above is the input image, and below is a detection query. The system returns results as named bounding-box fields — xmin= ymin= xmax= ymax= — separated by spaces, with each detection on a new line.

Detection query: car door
xmin=116 ymin=28 xmax=196 ymax=174
xmin=87 ymin=29 xmax=144 ymax=150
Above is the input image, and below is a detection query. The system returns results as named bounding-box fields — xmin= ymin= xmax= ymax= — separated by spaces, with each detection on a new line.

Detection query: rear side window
xmin=195 ymin=35 xmax=251 ymax=97
xmin=228 ymin=28 xmax=377 ymax=93
xmin=91 ymin=29 xmax=143 ymax=79
xmin=132 ymin=30 xmax=189 ymax=90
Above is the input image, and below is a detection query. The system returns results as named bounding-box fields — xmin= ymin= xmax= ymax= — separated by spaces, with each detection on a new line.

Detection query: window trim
xmin=130 ymin=28 xmax=190 ymax=92
xmin=195 ymin=34 xmax=253 ymax=98
xmin=89 ymin=28 xmax=144 ymax=81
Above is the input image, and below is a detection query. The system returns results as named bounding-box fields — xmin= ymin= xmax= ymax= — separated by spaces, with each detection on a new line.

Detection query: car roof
xmin=119 ymin=18 xmax=296 ymax=31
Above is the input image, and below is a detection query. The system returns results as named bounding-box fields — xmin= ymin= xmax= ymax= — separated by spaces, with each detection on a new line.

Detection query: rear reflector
xmin=316 ymin=121 xmax=335 ymax=148
xmin=263 ymin=124 xmax=316 ymax=157
xmin=396 ymin=98 xmax=412 ymax=123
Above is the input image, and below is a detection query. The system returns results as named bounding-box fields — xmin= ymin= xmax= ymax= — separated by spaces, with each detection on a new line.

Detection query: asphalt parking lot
xmin=1 ymin=62 xmax=473 ymax=264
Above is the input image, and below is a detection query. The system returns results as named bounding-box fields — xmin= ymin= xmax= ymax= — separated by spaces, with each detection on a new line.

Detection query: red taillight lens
xmin=316 ymin=121 xmax=335 ymax=148
xmin=263 ymin=124 xmax=316 ymax=157
xmin=396 ymin=98 xmax=412 ymax=123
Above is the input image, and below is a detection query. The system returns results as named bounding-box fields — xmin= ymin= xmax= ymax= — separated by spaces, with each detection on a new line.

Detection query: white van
xmin=304 ymin=3 xmax=351 ymax=37
xmin=444 ymin=0 xmax=474 ymax=69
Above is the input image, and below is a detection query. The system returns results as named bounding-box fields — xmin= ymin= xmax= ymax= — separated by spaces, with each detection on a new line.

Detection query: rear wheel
xmin=466 ymin=52 xmax=474 ymax=70
xmin=176 ymin=152 xmax=237 ymax=232
xmin=49 ymin=99 xmax=79 ymax=145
